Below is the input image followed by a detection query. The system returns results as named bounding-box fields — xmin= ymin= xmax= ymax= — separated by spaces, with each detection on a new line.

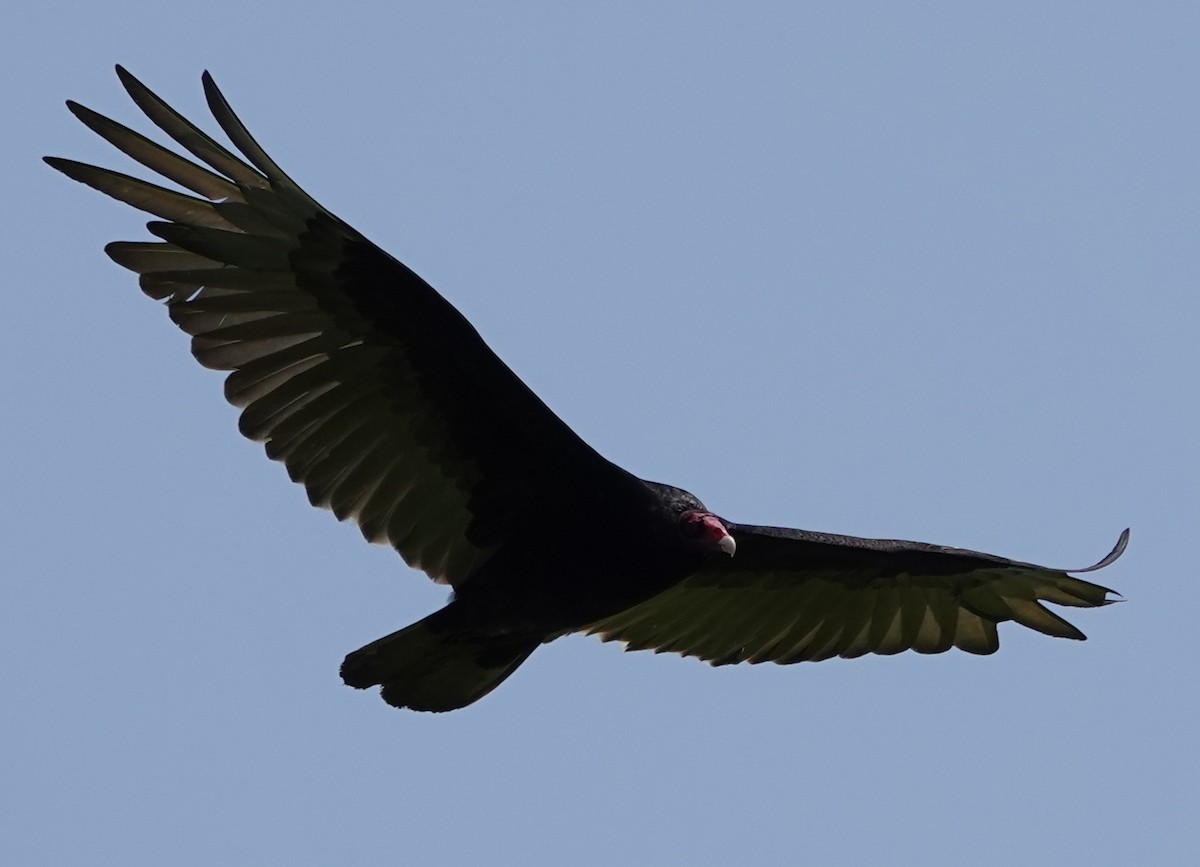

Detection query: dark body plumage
xmin=48 ymin=68 xmax=1126 ymax=712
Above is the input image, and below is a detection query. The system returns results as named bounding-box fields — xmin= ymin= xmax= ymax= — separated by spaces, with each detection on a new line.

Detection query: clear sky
xmin=5 ymin=3 xmax=1196 ymax=865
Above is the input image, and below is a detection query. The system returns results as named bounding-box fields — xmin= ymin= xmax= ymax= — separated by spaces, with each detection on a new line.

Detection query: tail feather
xmin=340 ymin=607 xmax=540 ymax=712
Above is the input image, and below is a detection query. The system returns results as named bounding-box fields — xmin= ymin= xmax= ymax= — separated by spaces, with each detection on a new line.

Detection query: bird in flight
xmin=47 ymin=67 xmax=1126 ymax=712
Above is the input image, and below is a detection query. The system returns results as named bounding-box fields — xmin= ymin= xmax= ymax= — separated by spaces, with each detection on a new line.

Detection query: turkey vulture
xmin=47 ymin=67 xmax=1126 ymax=712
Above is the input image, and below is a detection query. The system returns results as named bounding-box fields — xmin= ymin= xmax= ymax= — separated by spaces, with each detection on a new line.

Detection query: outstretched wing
xmin=587 ymin=524 xmax=1126 ymax=664
xmin=47 ymin=66 xmax=638 ymax=586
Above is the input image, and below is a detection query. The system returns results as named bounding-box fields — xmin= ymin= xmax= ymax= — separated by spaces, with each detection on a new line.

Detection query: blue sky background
xmin=5 ymin=3 xmax=1197 ymax=864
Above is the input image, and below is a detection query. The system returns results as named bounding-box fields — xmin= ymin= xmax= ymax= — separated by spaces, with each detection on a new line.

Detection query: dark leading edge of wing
xmin=587 ymin=526 xmax=1126 ymax=664
xmin=46 ymin=65 xmax=639 ymax=588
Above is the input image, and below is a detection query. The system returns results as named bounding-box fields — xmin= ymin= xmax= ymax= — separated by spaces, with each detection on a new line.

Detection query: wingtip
xmin=1068 ymin=528 xmax=1130 ymax=574
xmin=103 ymin=240 xmax=140 ymax=269
xmin=43 ymin=155 xmax=87 ymax=182
xmin=200 ymin=70 xmax=229 ymax=117
xmin=42 ymin=155 xmax=99 ymax=185
xmin=114 ymin=64 xmax=155 ymax=106
xmin=64 ymin=99 xmax=96 ymax=122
